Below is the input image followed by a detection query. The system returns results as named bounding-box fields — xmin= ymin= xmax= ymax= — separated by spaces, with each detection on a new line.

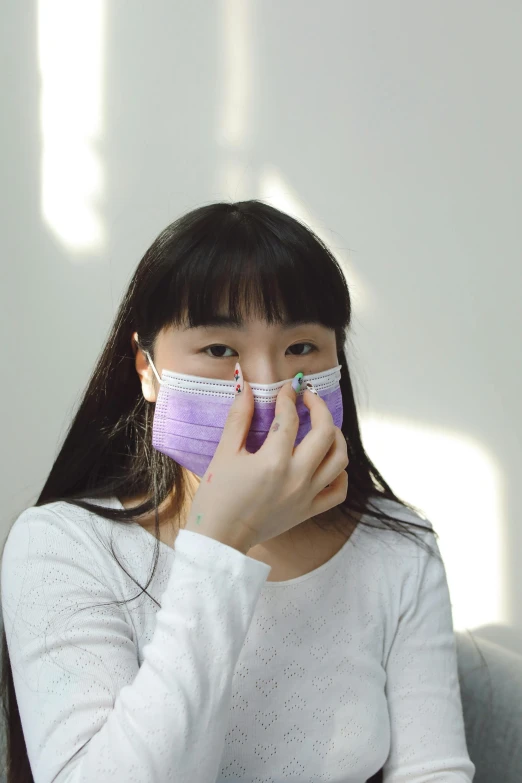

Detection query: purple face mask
xmin=144 ymin=351 xmax=344 ymax=477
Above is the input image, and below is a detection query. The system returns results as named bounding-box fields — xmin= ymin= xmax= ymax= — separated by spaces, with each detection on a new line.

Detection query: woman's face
xmin=133 ymin=311 xmax=339 ymax=404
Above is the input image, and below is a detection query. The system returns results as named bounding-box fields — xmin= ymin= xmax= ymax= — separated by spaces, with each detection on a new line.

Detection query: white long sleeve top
xmin=1 ymin=494 xmax=475 ymax=783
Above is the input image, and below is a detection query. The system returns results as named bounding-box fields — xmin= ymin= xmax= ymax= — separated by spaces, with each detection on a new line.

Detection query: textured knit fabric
xmin=0 ymin=495 xmax=475 ymax=783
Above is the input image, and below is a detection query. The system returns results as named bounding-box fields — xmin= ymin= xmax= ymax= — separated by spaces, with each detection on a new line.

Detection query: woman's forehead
xmin=180 ymin=313 xmax=324 ymax=331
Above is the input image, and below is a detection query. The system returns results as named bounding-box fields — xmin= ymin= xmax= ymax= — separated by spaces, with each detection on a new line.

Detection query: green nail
xmin=291 ymin=372 xmax=304 ymax=392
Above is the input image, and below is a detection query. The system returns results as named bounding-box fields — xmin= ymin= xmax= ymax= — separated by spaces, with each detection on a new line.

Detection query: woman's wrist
xmin=184 ymin=516 xmax=253 ymax=555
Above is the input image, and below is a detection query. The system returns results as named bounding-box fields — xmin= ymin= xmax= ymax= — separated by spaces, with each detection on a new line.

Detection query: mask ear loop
xmin=135 ymin=337 xmax=163 ymax=386
xmin=144 ymin=350 xmax=162 ymax=385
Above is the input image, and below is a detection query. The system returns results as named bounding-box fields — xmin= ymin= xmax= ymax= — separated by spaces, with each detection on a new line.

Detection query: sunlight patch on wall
xmin=217 ymin=0 xmax=251 ymax=148
xmin=38 ymin=0 xmax=105 ymax=255
xmin=215 ymin=0 xmax=253 ymax=200
xmin=258 ymin=165 xmax=371 ymax=316
xmin=359 ymin=413 xmax=505 ymax=632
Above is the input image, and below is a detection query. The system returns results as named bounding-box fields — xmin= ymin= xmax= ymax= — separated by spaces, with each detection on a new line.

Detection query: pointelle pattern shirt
xmin=0 ymin=494 xmax=475 ymax=782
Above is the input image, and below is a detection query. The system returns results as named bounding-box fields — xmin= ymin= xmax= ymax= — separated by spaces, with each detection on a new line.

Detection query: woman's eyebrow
xmin=183 ymin=316 xmax=323 ymax=331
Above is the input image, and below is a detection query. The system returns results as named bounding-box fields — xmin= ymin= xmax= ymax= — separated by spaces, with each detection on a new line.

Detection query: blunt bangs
xmin=136 ymin=201 xmax=351 ymax=346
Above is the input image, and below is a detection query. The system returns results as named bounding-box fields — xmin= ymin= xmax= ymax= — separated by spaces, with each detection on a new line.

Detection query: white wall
xmin=1 ymin=0 xmax=521 ymax=655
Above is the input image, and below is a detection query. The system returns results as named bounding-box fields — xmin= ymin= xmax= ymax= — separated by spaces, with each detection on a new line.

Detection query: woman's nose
xmin=241 ymin=362 xmax=300 ymax=386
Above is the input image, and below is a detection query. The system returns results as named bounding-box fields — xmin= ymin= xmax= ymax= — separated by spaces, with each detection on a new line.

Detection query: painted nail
xmin=291 ymin=371 xmax=304 ymax=392
xmin=234 ymin=362 xmax=243 ymax=394
xmin=305 ymin=381 xmax=318 ymax=395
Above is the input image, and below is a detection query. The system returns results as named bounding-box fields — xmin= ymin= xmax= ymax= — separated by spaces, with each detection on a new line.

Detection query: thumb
xmin=219 ymin=375 xmax=255 ymax=454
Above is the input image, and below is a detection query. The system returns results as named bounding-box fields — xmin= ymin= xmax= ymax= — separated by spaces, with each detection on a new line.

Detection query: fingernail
xmin=305 ymin=381 xmax=319 ymax=395
xmin=234 ymin=362 xmax=243 ymax=394
xmin=291 ymin=371 xmax=304 ymax=392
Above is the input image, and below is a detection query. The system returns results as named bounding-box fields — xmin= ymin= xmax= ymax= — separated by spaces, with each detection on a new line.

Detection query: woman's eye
xmin=202 ymin=343 xmax=317 ymax=359
xmin=287 ymin=343 xmax=317 ymax=356
xmin=203 ymin=345 xmax=236 ymax=359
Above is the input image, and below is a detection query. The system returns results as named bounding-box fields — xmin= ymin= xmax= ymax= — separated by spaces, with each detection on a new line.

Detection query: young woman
xmin=0 ymin=201 xmax=475 ymax=782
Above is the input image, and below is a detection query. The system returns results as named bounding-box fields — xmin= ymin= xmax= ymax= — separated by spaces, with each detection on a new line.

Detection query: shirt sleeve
xmin=382 ymin=524 xmax=476 ymax=782
xmin=1 ymin=505 xmax=271 ymax=783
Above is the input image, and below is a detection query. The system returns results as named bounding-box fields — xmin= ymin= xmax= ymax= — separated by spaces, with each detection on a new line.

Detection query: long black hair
xmin=1 ymin=200 xmax=440 ymax=781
